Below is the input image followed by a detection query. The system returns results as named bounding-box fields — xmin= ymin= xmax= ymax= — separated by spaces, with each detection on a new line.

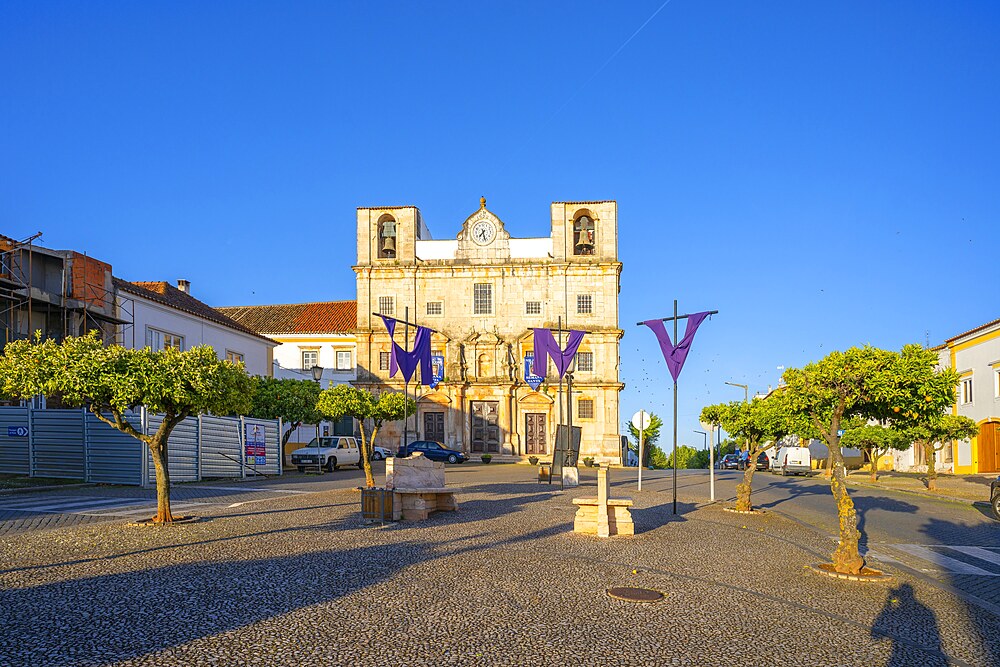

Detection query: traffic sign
xmin=631 ymin=410 xmax=650 ymax=431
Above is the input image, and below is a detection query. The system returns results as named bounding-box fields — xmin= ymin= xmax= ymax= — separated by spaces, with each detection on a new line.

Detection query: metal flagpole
xmin=557 ymin=315 xmax=563 ymax=490
xmin=672 ymin=299 xmax=678 ymax=515
xmin=404 ymin=306 xmax=409 ymax=452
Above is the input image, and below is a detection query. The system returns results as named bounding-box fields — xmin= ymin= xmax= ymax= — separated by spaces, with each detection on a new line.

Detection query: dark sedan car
xmin=396 ymin=440 xmax=467 ymax=464
xmin=754 ymin=452 xmax=770 ymax=471
xmin=720 ymin=454 xmax=741 ymax=470
xmin=991 ymin=476 xmax=1000 ymax=521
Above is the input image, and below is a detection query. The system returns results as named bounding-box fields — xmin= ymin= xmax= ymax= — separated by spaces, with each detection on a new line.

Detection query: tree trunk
xmin=824 ymin=449 xmax=834 ymax=478
xmin=148 ymin=436 xmax=174 ymax=523
xmin=281 ymin=422 xmax=301 ymax=449
xmin=827 ymin=436 xmax=864 ymax=574
xmin=924 ymin=441 xmax=937 ymax=491
xmin=735 ymin=459 xmax=756 ymax=511
xmin=358 ymin=424 xmax=378 ymax=488
xmin=869 ymin=447 xmax=880 ymax=483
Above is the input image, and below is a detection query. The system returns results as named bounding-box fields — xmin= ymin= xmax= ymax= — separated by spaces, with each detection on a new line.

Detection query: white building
xmin=115 ymin=278 xmax=276 ymax=377
xmin=217 ymin=300 xmax=359 ymax=456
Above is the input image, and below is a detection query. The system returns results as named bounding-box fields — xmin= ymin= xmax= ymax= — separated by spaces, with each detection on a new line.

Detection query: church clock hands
xmin=472 ymin=220 xmax=496 ymax=245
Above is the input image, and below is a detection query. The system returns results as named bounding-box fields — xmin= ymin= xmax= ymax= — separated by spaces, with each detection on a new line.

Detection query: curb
xmin=0 ymin=482 xmax=93 ymax=496
xmin=844 ymin=479 xmax=980 ymax=506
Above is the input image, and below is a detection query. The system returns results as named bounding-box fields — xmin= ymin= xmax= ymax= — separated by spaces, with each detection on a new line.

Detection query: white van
xmin=773 ymin=446 xmax=811 ymax=476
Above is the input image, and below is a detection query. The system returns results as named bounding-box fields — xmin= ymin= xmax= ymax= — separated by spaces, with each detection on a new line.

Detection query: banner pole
xmin=672 ymin=299 xmax=678 ymax=515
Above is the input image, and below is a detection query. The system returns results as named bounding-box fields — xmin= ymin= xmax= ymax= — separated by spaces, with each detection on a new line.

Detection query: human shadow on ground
xmin=0 ymin=523 xmax=561 ymax=666
xmin=871 ymin=583 xmax=948 ymax=667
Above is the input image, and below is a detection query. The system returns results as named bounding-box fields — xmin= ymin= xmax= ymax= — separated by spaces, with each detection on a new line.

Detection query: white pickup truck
xmin=290 ymin=436 xmax=363 ymax=473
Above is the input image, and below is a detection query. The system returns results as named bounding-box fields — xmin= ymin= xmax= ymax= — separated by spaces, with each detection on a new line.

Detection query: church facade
xmin=354 ymin=198 xmax=624 ymax=461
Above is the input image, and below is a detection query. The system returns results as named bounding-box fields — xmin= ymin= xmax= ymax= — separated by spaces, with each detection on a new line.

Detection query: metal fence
xmin=0 ymin=406 xmax=281 ymax=487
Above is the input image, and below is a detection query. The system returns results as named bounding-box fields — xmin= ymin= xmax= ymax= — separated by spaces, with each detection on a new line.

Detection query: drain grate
xmin=606 ymin=587 xmax=664 ymax=603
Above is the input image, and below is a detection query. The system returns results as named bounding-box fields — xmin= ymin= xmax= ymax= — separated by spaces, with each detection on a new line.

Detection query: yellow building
xmin=937 ymin=317 xmax=1000 ymax=474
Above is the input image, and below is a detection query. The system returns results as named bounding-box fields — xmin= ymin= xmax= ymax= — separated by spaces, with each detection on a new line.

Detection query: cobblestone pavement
xmin=637 ymin=467 xmax=1000 ymax=613
xmin=1 ymin=465 xmax=999 ymax=666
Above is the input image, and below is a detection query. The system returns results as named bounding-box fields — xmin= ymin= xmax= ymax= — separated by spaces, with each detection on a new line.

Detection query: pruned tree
xmin=782 ymin=345 xmax=959 ymax=574
xmin=906 ymin=415 xmax=977 ymax=491
xmin=316 ymin=385 xmax=414 ymax=488
xmin=701 ymin=393 xmax=803 ymax=511
xmin=0 ymin=333 xmax=251 ymax=523
xmin=840 ymin=424 xmax=910 ymax=482
xmin=249 ymin=377 xmax=323 ymax=450
xmin=627 ymin=412 xmax=663 ymax=468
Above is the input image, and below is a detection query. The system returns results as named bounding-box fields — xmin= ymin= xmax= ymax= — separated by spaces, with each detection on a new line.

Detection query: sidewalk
xmin=842 ymin=469 xmax=996 ymax=504
xmin=1 ymin=468 xmax=998 ymax=666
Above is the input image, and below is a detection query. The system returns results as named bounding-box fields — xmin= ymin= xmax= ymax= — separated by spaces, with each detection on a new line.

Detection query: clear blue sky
xmin=2 ymin=1 xmax=997 ymax=447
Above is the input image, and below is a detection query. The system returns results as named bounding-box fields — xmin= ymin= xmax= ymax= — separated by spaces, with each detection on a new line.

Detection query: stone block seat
xmin=572 ymin=466 xmax=634 ymax=537
xmin=385 ymin=453 xmax=459 ymax=521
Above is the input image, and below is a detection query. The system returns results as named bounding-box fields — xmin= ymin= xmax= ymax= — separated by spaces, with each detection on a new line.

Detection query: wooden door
xmin=525 ymin=413 xmax=547 ymax=455
xmin=978 ymin=422 xmax=999 ymax=473
xmin=470 ymin=401 xmax=500 ymax=453
xmin=423 ymin=412 xmax=445 ymax=443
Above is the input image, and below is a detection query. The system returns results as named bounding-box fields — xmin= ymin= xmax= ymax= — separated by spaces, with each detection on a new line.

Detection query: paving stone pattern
xmin=1 ymin=470 xmax=999 ymax=666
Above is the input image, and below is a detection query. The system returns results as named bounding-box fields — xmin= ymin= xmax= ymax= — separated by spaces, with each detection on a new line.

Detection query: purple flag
xmin=642 ymin=312 xmax=710 ymax=382
xmin=380 ymin=315 xmax=433 ymax=384
xmin=531 ymin=328 xmax=586 ymax=379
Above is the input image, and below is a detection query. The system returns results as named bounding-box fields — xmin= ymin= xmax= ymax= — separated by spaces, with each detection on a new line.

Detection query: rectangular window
xmin=336 ymin=350 xmax=352 ymax=370
xmin=577 ymin=294 xmax=593 ymax=315
xmin=378 ymin=296 xmax=394 ymax=316
xmin=576 ymin=351 xmax=594 ymax=372
xmin=379 ymin=351 xmax=391 ymax=371
xmin=578 ymin=398 xmax=595 ymax=419
xmin=995 ymin=368 xmax=1000 ymax=398
xmin=961 ymin=377 xmax=973 ymax=404
xmin=146 ymin=328 xmax=184 ymax=352
xmin=225 ymin=350 xmax=244 ymax=364
xmin=302 ymin=350 xmax=319 ymax=369
xmin=525 ymin=301 xmax=542 ymax=315
xmin=426 ymin=301 xmax=443 ymax=316
xmin=473 ymin=283 xmax=493 ymax=315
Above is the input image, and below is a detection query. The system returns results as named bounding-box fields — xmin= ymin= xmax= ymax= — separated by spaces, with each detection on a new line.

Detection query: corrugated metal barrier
xmin=0 ymin=406 xmax=279 ymax=486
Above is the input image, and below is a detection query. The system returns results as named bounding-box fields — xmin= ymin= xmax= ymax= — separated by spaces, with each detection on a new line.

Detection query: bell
xmin=382 ymin=236 xmax=396 ymax=252
xmin=577 ymin=229 xmax=594 ymax=246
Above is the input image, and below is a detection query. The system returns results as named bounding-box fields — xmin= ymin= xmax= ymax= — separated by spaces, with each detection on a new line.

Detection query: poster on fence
xmin=245 ymin=424 xmax=266 ymax=466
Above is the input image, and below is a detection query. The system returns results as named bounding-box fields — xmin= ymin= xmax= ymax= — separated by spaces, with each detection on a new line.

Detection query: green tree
xmin=702 ymin=393 xmax=804 ymax=511
xmin=664 ymin=445 xmax=709 ymax=469
xmin=249 ymin=377 xmax=323 ymax=449
xmin=0 ymin=333 xmax=251 ymax=523
xmin=782 ymin=345 xmax=959 ymax=574
xmin=905 ymin=414 xmax=977 ymax=491
xmin=316 ymin=385 xmax=414 ymax=488
xmin=840 ymin=424 xmax=910 ymax=482
xmin=627 ymin=412 xmax=663 ymax=468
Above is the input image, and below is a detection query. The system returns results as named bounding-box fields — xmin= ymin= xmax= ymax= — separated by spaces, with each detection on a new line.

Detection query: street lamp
xmin=311 ymin=366 xmax=324 ymax=474
xmin=725 ymin=381 xmax=748 ymax=403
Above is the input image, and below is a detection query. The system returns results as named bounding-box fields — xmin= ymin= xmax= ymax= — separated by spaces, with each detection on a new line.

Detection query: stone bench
xmin=572 ymin=466 xmax=634 ymax=537
xmin=385 ymin=453 xmax=459 ymax=521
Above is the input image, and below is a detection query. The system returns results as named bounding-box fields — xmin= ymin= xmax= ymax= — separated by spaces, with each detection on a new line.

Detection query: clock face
xmin=472 ymin=220 xmax=496 ymax=245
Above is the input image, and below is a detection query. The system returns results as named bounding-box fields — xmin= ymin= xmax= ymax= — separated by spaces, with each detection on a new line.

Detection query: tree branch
xmin=90 ymin=405 xmax=149 ymax=444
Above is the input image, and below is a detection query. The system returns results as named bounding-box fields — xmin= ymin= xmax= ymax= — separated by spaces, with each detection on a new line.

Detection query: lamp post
xmin=695 ymin=429 xmax=713 ymax=501
xmin=311 ymin=365 xmax=324 ymax=474
xmin=725 ymin=381 xmax=748 ymax=403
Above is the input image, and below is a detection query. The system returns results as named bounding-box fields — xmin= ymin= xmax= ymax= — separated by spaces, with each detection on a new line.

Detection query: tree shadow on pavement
xmin=871 ymin=583 xmax=948 ymax=667
xmin=0 ymin=524 xmax=562 ymax=666
xmin=755 ymin=479 xmax=830 ymax=510
xmin=854 ymin=496 xmax=919 ymax=551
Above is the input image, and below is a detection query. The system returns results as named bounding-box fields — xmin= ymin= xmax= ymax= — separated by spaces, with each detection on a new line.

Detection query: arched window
xmin=574 ymin=214 xmax=595 ymax=256
xmin=378 ymin=215 xmax=397 ymax=259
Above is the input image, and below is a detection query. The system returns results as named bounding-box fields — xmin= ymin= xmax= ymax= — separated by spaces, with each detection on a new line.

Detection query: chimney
xmin=177 ymin=279 xmax=191 ymax=294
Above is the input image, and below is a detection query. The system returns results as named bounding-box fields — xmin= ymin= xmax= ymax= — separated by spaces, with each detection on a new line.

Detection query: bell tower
xmin=356 ymin=206 xmax=424 ymax=266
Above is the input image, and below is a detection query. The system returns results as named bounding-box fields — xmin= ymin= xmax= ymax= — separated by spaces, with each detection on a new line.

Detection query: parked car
xmin=754 ymin=452 xmax=770 ymax=471
xmin=290 ymin=436 xmax=363 ymax=473
xmin=371 ymin=446 xmax=392 ymax=460
xmin=991 ymin=476 xmax=1000 ymax=521
xmin=397 ymin=440 xmax=467 ymax=464
xmin=720 ymin=454 xmax=741 ymax=470
xmin=773 ymin=446 xmax=812 ymax=476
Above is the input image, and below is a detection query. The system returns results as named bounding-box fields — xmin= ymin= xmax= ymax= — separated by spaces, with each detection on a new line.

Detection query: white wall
xmin=270 ymin=334 xmax=357 ymax=387
xmin=120 ymin=295 xmax=274 ymax=377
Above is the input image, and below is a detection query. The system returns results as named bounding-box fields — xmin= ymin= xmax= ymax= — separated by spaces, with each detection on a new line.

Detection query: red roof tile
xmin=216 ymin=301 xmax=357 ymax=335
